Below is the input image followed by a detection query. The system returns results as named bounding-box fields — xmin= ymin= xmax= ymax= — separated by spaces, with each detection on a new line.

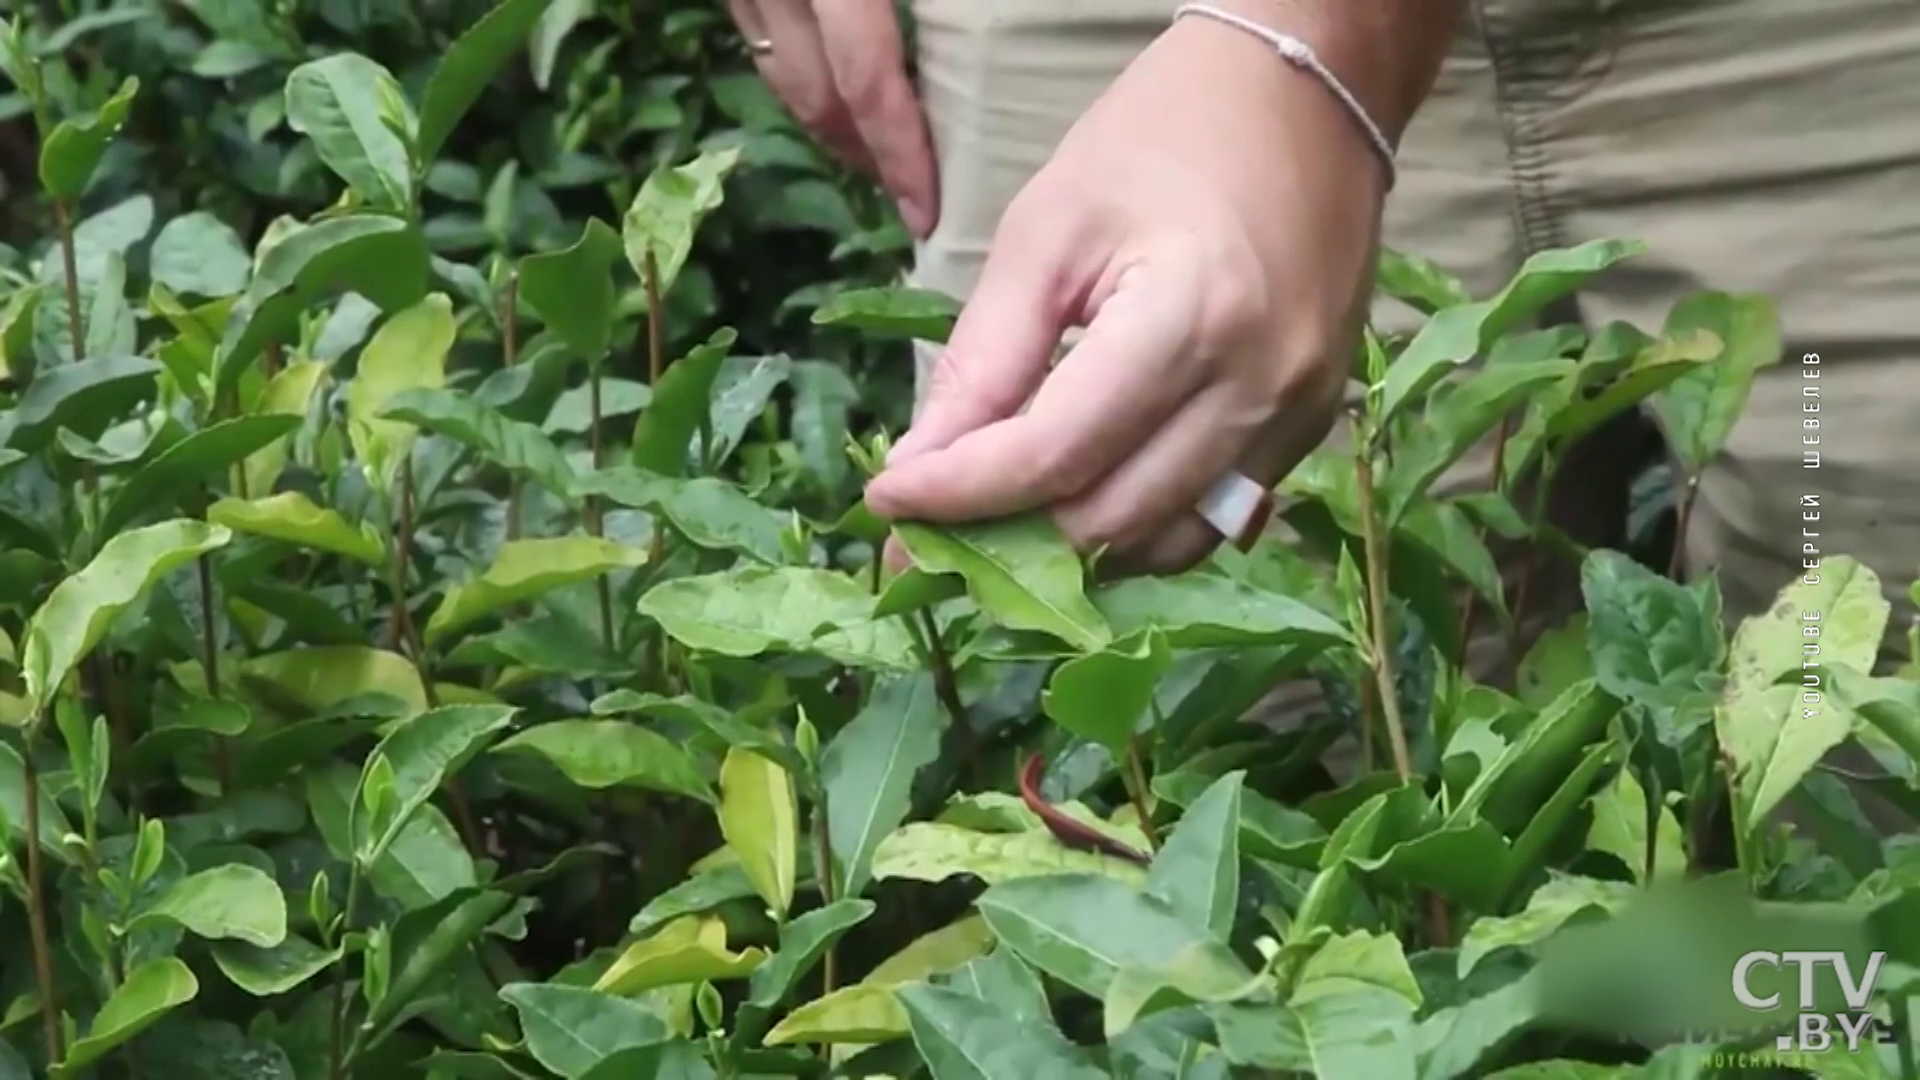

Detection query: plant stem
xmin=916 ymin=608 xmax=977 ymax=783
xmin=1122 ymin=738 xmax=1160 ymax=850
xmin=22 ymin=740 xmax=63 ymax=1064
xmin=501 ymin=273 xmax=523 ymax=542
xmin=1505 ymin=456 xmax=1556 ymax=683
xmin=1455 ymin=413 xmax=1519 ymax=667
xmin=589 ymin=358 xmax=613 ymax=649
xmin=53 ymin=200 xmax=82 ymax=362
xmin=196 ymin=551 xmax=231 ymax=791
xmin=1352 ymin=449 xmax=1413 ymax=782
xmin=641 ymin=251 xmax=670 ymax=680
xmin=813 ymin=799 xmax=838 ymax=992
xmin=329 ymin=865 xmax=365 ymax=1080
xmin=1667 ymin=471 xmax=1700 ymax=580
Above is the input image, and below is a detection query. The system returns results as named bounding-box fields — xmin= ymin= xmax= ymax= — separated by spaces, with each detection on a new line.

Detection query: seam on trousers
xmin=1476 ymin=0 xmax=1569 ymax=256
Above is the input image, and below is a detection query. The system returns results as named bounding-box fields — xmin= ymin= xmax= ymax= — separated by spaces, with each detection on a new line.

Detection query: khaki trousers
xmin=903 ymin=0 xmax=1920 ymax=676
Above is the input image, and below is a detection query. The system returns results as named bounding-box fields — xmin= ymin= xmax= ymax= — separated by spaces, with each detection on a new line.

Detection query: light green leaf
xmin=1145 ymin=770 xmax=1243 ymax=942
xmin=56 ymin=957 xmax=198 ymax=1076
xmin=1043 ymin=629 xmax=1171 ymax=753
xmin=899 ymin=982 xmax=1108 ymax=1080
xmin=427 ymin=535 xmax=646 ymax=645
xmin=284 ymin=53 xmax=414 ymax=209
xmin=593 ymin=915 xmax=766 ymax=996
xmin=242 ymin=357 xmax=329 ymax=495
xmin=210 ymin=934 xmax=341 ymax=997
xmin=1648 ymin=292 xmax=1784 ymax=473
xmin=346 ymin=293 xmax=455 ymax=492
xmin=1458 ymin=874 xmax=1635 ymax=979
xmin=209 ymin=491 xmax=386 ymax=567
xmin=499 ymin=983 xmax=669 ymax=1078
xmin=416 ymin=0 xmax=553 ymax=164
xmin=135 ymin=863 xmax=288 ymax=947
xmin=764 ymin=983 xmax=909 ymax=1045
xmin=100 ymin=415 xmax=300 ymax=537
xmin=24 ymin=519 xmax=231 ymax=712
xmin=819 ymin=674 xmax=945 ymax=900
xmin=1580 ymin=550 xmax=1724 ymax=715
xmin=150 ymin=211 xmax=252 ymax=298
xmin=493 ymin=719 xmax=711 ymax=803
xmin=895 ymin=515 xmax=1109 ymax=652
xmin=240 ymin=646 xmax=426 ymax=716
xmin=746 ymin=900 xmax=876 ymax=1013
xmin=639 ymin=566 xmax=917 ymax=670
xmin=0 ymin=354 xmax=161 ymax=452
xmin=1292 ymin=929 xmax=1421 ymax=1007
xmin=630 ymin=327 xmax=732 ymax=475
xmin=975 ymin=873 xmax=1256 ymax=1000
xmin=811 ymin=286 xmax=960 ymax=342
xmin=575 ymin=468 xmax=785 ymax=564
xmin=39 ymin=76 xmax=138 ymax=199
xmin=622 ymin=145 xmax=742 ymax=298
xmin=0 ymin=740 xmax=75 ymax=863
xmin=718 ymin=744 xmax=799 ymax=920
xmin=382 ymin=387 xmax=580 ymax=503
xmin=1090 ymin=573 xmax=1351 ymax=651
xmin=1211 ymin=987 xmax=1418 ymax=1079
xmin=353 ymin=704 xmax=516 ymax=862
xmin=872 ymin=822 xmax=1148 ymax=887
xmin=1586 ymin=766 xmax=1686 ymax=885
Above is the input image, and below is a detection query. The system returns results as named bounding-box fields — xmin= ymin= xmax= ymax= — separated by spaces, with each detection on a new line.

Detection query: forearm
xmin=1201 ymin=0 xmax=1469 ymax=142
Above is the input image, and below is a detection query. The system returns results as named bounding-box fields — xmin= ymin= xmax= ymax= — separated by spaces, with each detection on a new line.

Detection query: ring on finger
xmin=1195 ymin=469 xmax=1275 ymax=551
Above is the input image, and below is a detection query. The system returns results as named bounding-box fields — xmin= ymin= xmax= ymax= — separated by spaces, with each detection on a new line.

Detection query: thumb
xmin=885 ymin=217 xmax=1075 ymax=469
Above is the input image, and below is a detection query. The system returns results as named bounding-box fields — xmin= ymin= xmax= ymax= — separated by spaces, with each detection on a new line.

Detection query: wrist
xmin=1188 ymin=0 xmax=1466 ymax=144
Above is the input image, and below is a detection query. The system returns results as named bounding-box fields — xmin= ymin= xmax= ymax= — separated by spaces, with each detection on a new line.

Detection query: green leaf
xmin=151 ymin=211 xmax=252 ymax=299
xmin=1458 ymin=874 xmax=1635 ymax=979
xmin=210 ymin=934 xmax=340 ymax=996
xmin=1377 ymin=239 xmax=1646 ymax=423
xmin=899 ymin=982 xmax=1108 ymax=1080
xmin=354 ymin=704 xmax=516 ymax=862
xmin=1450 ymin=680 xmax=1617 ymax=837
xmin=975 ymin=873 xmax=1256 ymax=1000
xmin=639 ymin=566 xmax=917 ymax=670
xmin=100 ymin=415 xmax=300 ymax=537
xmin=519 ymin=217 xmax=621 ymax=360
xmin=622 ymin=145 xmax=742 ymax=299
xmin=0 ymin=354 xmax=161 ymax=452
xmin=764 ymin=983 xmax=909 ymax=1045
xmin=416 ymin=0 xmax=553 ymax=164
xmin=1719 ymin=557 xmax=1888 ymax=833
xmin=630 ymin=327 xmax=733 ymax=475
xmin=208 ymin=491 xmax=387 ymax=567
xmin=346 ymin=293 xmax=456 ymax=492
xmin=382 ymin=387 xmax=579 ymax=502
xmin=0 ymin=741 xmax=75 ymax=863
xmin=1145 ymin=770 xmax=1243 ymax=942
xmin=895 ymin=516 xmax=1109 ymax=652
xmin=284 ymin=53 xmax=414 ymax=209
xmin=593 ymin=915 xmax=766 ymax=995
xmin=1384 ymin=356 xmax=1578 ymax=520
xmin=812 ymin=286 xmax=961 ymax=342
xmin=1648 ymin=292 xmax=1784 ymax=473
xmin=939 ymin=944 xmax=1050 ymax=1020
xmin=241 ymin=646 xmax=426 ymax=716
xmin=575 ymin=468 xmax=785 ymax=564
xmin=39 ymin=76 xmax=138 ymax=199
xmin=24 ymin=519 xmax=231 ymax=712
xmin=1210 ymin=987 xmax=1417 ymax=1079
xmin=493 ymin=719 xmax=712 ymax=802
xmin=1580 ymin=550 xmax=1724 ymax=716
xmin=746 ymin=899 xmax=875 ymax=1012
xmin=628 ymin=862 xmax=757 ymax=937
xmin=791 ymin=360 xmax=861 ymax=490
xmin=873 ymin=822 xmax=1148 ymax=887
xmin=1043 ymin=629 xmax=1170 ymax=753
xmin=216 ymin=216 xmax=430 ymax=391
xmin=718 ymin=744 xmax=799 ymax=920
xmin=134 ymin=863 xmax=288 ymax=947
xmin=593 ymin=690 xmax=804 ymax=775
xmin=1292 ymin=929 xmax=1421 ymax=1007
xmin=1091 ymin=573 xmax=1351 ymax=650
xmin=819 ymin=673 xmax=945 ymax=900
xmin=55 ymin=957 xmax=198 ymax=1076
xmin=1586 ymin=766 xmax=1686 ymax=885
xmin=427 ymin=535 xmax=644 ymax=646
xmin=499 ymin=984 xmax=670 ymax=1078
xmin=242 ymin=357 xmax=328 ymax=495
xmin=1376 ymin=247 xmax=1470 ymax=313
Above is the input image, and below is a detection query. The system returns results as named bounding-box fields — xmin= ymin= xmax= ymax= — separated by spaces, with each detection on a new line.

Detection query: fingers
xmin=735 ymin=0 xmax=874 ymax=172
xmin=867 ymin=257 xmax=1207 ymax=524
xmin=811 ymin=0 xmax=938 ymax=237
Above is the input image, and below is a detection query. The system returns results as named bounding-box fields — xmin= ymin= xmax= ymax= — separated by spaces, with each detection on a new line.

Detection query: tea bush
xmin=3 ymin=4 xmax=1919 ymax=1080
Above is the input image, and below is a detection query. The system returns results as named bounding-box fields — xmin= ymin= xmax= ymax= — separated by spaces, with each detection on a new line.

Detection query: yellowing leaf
xmin=426 ymin=535 xmax=646 ymax=645
xmin=860 ymin=915 xmax=997 ymax=987
xmin=717 ymin=746 xmax=798 ymax=920
xmin=764 ymin=983 xmax=908 ymax=1046
xmin=593 ymin=916 xmax=765 ymax=996
xmin=346 ymin=293 xmax=454 ymax=491
xmin=244 ymin=357 xmax=328 ymax=495
xmin=240 ymin=646 xmax=427 ymax=716
xmin=871 ymin=822 xmax=1148 ymax=887
xmin=209 ymin=491 xmax=385 ymax=566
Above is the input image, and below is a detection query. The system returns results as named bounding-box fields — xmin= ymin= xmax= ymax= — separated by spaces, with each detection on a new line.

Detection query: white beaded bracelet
xmin=1173 ymin=3 xmax=1398 ymax=190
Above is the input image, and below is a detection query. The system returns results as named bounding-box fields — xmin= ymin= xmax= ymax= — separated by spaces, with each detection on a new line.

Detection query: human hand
xmin=725 ymin=0 xmax=939 ymax=237
xmin=862 ymin=8 xmax=1391 ymax=575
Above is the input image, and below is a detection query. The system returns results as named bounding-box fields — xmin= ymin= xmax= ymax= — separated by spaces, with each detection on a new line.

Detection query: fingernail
xmin=897 ymin=197 xmax=930 ymax=239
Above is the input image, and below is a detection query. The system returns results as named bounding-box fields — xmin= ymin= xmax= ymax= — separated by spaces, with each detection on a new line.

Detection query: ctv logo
xmin=1732 ymin=950 xmax=1895 ymax=1053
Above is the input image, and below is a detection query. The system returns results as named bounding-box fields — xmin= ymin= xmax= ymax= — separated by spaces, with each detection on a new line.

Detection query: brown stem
xmin=1455 ymin=413 xmax=1518 ymax=669
xmin=917 ymin=608 xmax=977 ymax=784
xmin=1353 ymin=449 xmax=1413 ymax=782
xmin=814 ymin=798 xmax=838 ymax=992
xmin=196 ymin=553 xmax=231 ymax=790
xmin=641 ymin=251 xmax=669 ymax=675
xmin=1668 ymin=472 xmax=1699 ymax=581
xmin=53 ymin=200 xmax=83 ymax=363
xmin=1505 ymin=463 xmax=1555 ymax=684
xmin=1123 ymin=738 xmax=1160 ymax=850
xmin=589 ymin=364 xmax=613 ymax=649
xmin=23 ymin=744 xmax=64 ymax=1064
